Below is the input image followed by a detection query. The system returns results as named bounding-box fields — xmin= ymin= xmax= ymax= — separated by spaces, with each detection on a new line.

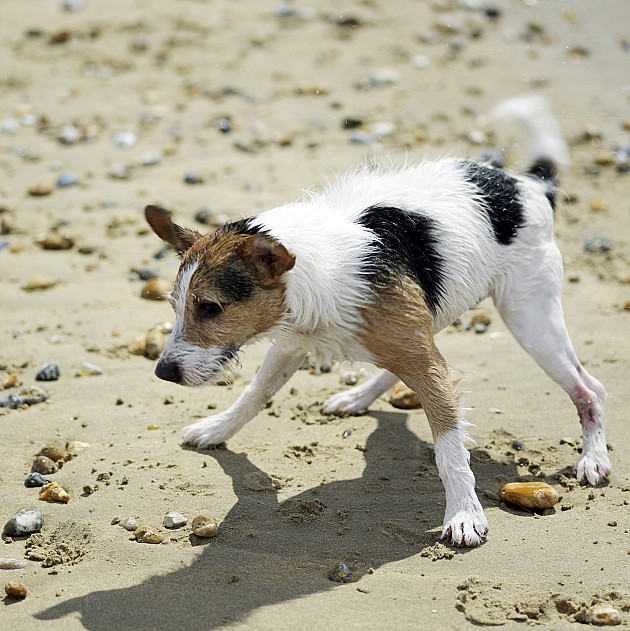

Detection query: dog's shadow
xmin=35 ymin=411 xmax=513 ymax=629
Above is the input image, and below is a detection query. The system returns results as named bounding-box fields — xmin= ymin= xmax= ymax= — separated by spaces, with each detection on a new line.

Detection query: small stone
xmin=3 ymin=373 xmax=18 ymax=388
xmin=471 ymin=312 xmax=491 ymax=327
xmin=140 ymin=278 xmax=170 ymax=301
xmin=32 ymin=456 xmax=58 ymax=475
xmin=38 ymin=232 xmax=75 ymax=250
xmin=56 ymin=171 xmax=79 ymax=187
xmin=78 ymin=362 xmax=103 ymax=376
xmin=36 ymin=363 xmax=60 ymax=381
xmin=1 ymin=118 xmax=20 ymax=134
xmin=589 ymin=199 xmax=607 ymax=212
xmin=498 ymin=482 xmax=560 ymax=510
xmin=25 ymin=473 xmax=51 ymax=488
xmin=133 ymin=526 xmax=163 ymax=544
xmin=194 ymin=208 xmax=216 ymax=226
xmin=38 ymin=444 xmax=67 ymax=462
xmin=107 ymin=163 xmax=133 ymax=180
xmin=581 ymin=602 xmax=621 ymax=626
xmin=140 ymin=150 xmax=163 ymax=166
xmin=340 ymin=371 xmax=359 ymax=386
xmin=5 ymin=581 xmax=27 ymax=599
xmin=18 ymin=385 xmax=48 ymax=405
xmin=191 ymin=516 xmax=218 ymax=538
xmin=39 ymin=482 xmax=70 ymax=503
xmin=511 ymin=439 xmax=525 ymax=451
xmin=57 ymin=124 xmax=82 ymax=145
xmin=112 ymin=130 xmax=137 ymax=148
xmin=0 ymin=558 xmax=28 ymax=569
xmin=163 ymin=512 xmax=188 ymax=529
xmin=328 ymin=562 xmax=352 ymax=583
xmin=130 ymin=267 xmax=159 ymax=281
xmin=0 ymin=393 xmax=25 ymax=409
xmin=584 ymin=236 xmax=613 ymax=253
xmin=3 ymin=506 xmax=43 ymax=536
xmin=28 ymin=182 xmax=53 ymax=197
xmin=184 ymin=172 xmax=204 ymax=185
xmin=144 ymin=328 xmax=166 ymax=359
xmin=411 ymin=54 xmax=431 ymax=69
xmin=21 ymin=275 xmax=60 ymax=291
xmin=119 ymin=517 xmax=139 ymax=531
xmin=389 ymin=384 xmax=423 ymax=410
xmin=65 ymin=441 xmax=90 ymax=459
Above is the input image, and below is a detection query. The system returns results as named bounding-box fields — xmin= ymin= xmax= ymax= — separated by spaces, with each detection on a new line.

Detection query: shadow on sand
xmin=36 ymin=411 xmax=516 ymax=629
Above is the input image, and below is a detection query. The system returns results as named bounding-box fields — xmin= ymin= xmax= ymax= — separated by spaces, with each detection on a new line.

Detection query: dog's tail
xmin=490 ymin=95 xmax=570 ymax=184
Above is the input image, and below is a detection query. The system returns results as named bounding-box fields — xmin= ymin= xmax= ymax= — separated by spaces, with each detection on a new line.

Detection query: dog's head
xmin=145 ymin=205 xmax=295 ymax=386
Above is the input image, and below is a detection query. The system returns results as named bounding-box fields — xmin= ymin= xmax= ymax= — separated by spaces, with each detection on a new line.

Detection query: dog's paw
xmin=322 ymin=389 xmax=371 ymax=416
xmin=441 ymin=510 xmax=488 ymax=547
xmin=182 ymin=414 xmax=238 ymax=448
xmin=575 ymin=453 xmax=612 ymax=486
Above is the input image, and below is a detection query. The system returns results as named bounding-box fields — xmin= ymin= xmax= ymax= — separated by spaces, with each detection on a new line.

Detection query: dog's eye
xmin=198 ymin=302 xmax=222 ymax=319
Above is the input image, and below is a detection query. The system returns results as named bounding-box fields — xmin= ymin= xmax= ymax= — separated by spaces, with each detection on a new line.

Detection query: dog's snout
xmin=155 ymin=359 xmax=181 ymax=383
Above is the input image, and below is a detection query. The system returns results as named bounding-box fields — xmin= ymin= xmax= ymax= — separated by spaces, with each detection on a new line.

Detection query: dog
xmin=145 ymin=96 xmax=611 ymax=546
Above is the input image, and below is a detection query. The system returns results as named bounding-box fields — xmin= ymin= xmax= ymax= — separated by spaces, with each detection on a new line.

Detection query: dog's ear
xmin=238 ymin=234 xmax=295 ymax=287
xmin=145 ymin=205 xmax=201 ymax=255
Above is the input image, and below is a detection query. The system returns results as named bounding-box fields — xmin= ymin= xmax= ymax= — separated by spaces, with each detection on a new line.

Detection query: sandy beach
xmin=1 ymin=0 xmax=630 ymax=628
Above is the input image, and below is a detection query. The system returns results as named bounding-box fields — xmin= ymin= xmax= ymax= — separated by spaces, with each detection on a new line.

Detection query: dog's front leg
xmin=182 ymin=343 xmax=306 ymax=448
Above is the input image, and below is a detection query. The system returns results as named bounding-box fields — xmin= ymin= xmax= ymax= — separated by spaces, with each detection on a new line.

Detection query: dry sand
xmin=1 ymin=0 xmax=630 ymax=629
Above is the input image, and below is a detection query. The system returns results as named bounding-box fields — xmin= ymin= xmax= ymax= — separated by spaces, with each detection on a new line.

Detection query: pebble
xmin=1 ymin=118 xmax=20 ymax=134
xmin=191 ymin=516 xmax=218 ymax=538
xmin=38 ymin=232 xmax=75 ymax=250
xmin=163 ymin=512 xmax=188 ymax=529
xmin=582 ymin=603 xmax=621 ymax=626
xmin=498 ymin=482 xmax=560 ymax=510
xmin=584 ymin=236 xmax=613 ymax=253
xmin=78 ymin=362 xmax=103 ymax=376
xmin=3 ymin=374 xmax=17 ymax=388
xmin=21 ymin=275 xmax=60 ymax=291
xmin=140 ymin=278 xmax=170 ymax=300
xmin=36 ymin=363 xmax=60 ymax=382
xmin=66 ymin=441 xmax=90 ymax=459
xmin=411 ymin=54 xmax=431 ymax=70
xmin=144 ymin=328 xmax=166 ymax=359
xmin=25 ymin=473 xmax=52 ymax=488
xmin=0 ymin=393 xmax=25 ymax=409
xmin=119 ymin=517 xmax=139 ymax=531
xmin=3 ymin=506 xmax=43 ymax=536
xmin=130 ymin=267 xmax=159 ymax=281
xmin=28 ymin=182 xmax=53 ymax=197
xmin=56 ymin=170 xmax=79 ymax=188
xmin=63 ymin=0 xmax=85 ymax=11
xmin=0 ymin=558 xmax=28 ymax=570
xmin=389 ymin=384 xmax=423 ymax=410
xmin=340 ymin=371 xmax=359 ymax=386
xmin=57 ymin=124 xmax=82 ymax=145
xmin=107 ymin=162 xmax=133 ymax=180
xmin=184 ymin=172 xmax=204 ymax=185
xmin=328 ymin=562 xmax=352 ymax=583
xmin=39 ymin=482 xmax=70 ymax=503
xmin=38 ymin=443 xmax=67 ymax=462
xmin=4 ymin=581 xmax=27 ymax=599
xmin=140 ymin=150 xmax=163 ymax=166
xmin=18 ymin=385 xmax=48 ymax=405
xmin=511 ymin=439 xmax=525 ymax=451
xmin=112 ymin=130 xmax=137 ymax=148
xmin=133 ymin=526 xmax=163 ymax=544
xmin=32 ymin=456 xmax=58 ymax=475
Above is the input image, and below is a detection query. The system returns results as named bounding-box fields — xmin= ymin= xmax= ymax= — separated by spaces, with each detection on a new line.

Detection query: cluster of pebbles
xmin=112 ymin=512 xmax=219 ymax=544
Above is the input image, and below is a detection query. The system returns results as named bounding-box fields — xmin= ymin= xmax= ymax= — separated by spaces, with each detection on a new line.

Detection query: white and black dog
xmin=145 ymin=96 xmax=611 ymax=546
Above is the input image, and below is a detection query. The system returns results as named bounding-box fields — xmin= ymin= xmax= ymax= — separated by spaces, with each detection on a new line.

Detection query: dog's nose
xmin=155 ymin=359 xmax=180 ymax=383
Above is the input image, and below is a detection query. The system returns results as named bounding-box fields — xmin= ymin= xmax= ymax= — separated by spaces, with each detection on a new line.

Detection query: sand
xmin=1 ymin=0 xmax=630 ymax=629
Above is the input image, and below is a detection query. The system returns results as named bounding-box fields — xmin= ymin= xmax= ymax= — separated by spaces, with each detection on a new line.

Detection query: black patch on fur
xmin=527 ymin=158 xmax=558 ymax=210
xmin=462 ymin=162 xmax=525 ymax=245
xmin=215 ymin=217 xmax=262 ymax=237
xmin=356 ymin=206 xmax=446 ymax=315
xmin=215 ymin=262 xmax=256 ymax=302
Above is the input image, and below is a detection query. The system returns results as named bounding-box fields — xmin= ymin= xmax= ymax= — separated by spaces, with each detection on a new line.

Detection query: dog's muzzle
xmin=155 ymin=358 xmax=181 ymax=384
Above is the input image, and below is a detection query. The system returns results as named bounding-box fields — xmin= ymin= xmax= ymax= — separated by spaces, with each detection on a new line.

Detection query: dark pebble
xmin=130 ymin=267 xmax=158 ymax=281
xmin=153 ymin=245 xmax=172 ymax=259
xmin=319 ymin=363 xmax=331 ymax=373
xmin=194 ymin=208 xmax=215 ymax=225
xmin=184 ymin=172 xmax=204 ymax=185
xmin=328 ymin=562 xmax=352 ymax=583
xmin=0 ymin=393 xmax=25 ymax=409
xmin=511 ymin=439 xmax=525 ymax=451
xmin=25 ymin=473 xmax=51 ymax=488
xmin=584 ymin=236 xmax=613 ymax=253
xmin=342 ymin=118 xmax=363 ymax=129
xmin=215 ymin=118 xmax=232 ymax=133
xmin=36 ymin=362 xmax=60 ymax=381
xmin=3 ymin=506 xmax=43 ymax=536
xmin=32 ymin=456 xmax=58 ymax=475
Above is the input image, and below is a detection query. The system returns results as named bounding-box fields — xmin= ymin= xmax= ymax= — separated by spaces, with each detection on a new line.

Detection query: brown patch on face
xmin=173 ymin=229 xmax=292 ymax=350
xmin=359 ymin=276 xmax=459 ymax=439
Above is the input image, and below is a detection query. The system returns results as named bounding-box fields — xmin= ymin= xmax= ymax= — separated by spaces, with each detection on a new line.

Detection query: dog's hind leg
xmin=182 ymin=343 xmax=306 ymax=448
xmin=322 ymin=369 xmax=399 ymax=415
xmin=360 ymin=281 xmax=488 ymax=546
xmin=492 ymin=243 xmax=611 ymax=485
